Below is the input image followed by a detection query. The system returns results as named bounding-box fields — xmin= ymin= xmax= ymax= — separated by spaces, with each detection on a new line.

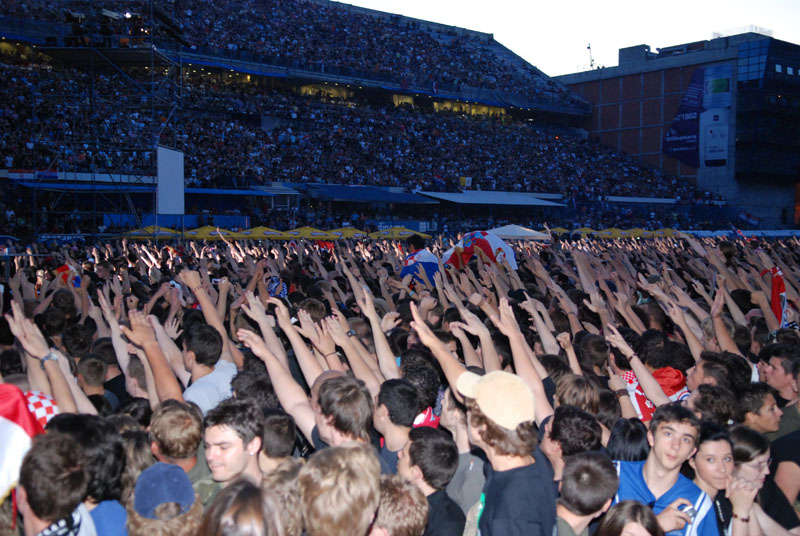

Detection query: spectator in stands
xmin=740 ymin=382 xmax=783 ymax=435
xmin=298 ymin=442 xmax=381 ymax=536
xmin=17 ymin=433 xmax=93 ymax=536
xmin=613 ymin=404 xmax=717 ymax=535
xmin=457 ymin=370 xmax=556 ymax=535
xmin=554 ymin=452 xmax=619 ymax=536
xmin=203 ymin=398 xmax=264 ymax=487
xmin=370 ymin=475 xmax=429 ymax=536
xmin=396 ymin=426 xmax=465 ymax=535
xmin=149 ymin=399 xmax=220 ymax=507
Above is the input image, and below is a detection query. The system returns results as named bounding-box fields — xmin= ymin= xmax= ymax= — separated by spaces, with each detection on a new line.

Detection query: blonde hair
xmin=262 ymin=458 xmax=304 ymax=536
xmin=298 ymin=442 xmax=380 ymax=536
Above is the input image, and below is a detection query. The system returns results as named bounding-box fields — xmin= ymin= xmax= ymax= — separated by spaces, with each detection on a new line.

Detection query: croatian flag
xmin=443 ymin=231 xmax=517 ymax=270
xmin=0 ymin=384 xmax=44 ymax=501
xmin=400 ymin=249 xmax=440 ymax=285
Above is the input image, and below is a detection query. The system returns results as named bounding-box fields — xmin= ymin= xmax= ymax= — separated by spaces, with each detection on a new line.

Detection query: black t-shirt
xmin=771 ymin=429 xmax=800 ymax=468
xmin=760 ymin=477 xmax=799 ymax=530
xmin=104 ymin=373 xmax=131 ymax=408
xmin=478 ymin=449 xmax=556 ymax=536
xmin=424 ymin=489 xmax=466 ymax=536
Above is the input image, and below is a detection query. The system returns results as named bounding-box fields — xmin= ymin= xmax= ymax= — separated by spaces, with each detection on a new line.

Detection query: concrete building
xmin=556 ymin=33 xmax=800 ymax=227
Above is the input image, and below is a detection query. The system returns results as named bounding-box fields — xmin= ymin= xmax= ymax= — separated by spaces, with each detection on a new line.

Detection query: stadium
xmin=3 ymin=0 xmax=796 ymax=240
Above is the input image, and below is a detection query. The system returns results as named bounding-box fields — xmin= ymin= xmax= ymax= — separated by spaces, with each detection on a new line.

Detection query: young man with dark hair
xmin=397 ymin=427 xmax=465 ymax=536
xmin=685 ymin=352 xmax=732 ymax=392
xmin=761 ymin=343 xmax=800 ymax=407
xmin=769 ymin=360 xmax=800 ymax=440
xmin=740 ymin=382 xmax=783 ymax=434
xmin=456 ymin=370 xmax=556 ymax=535
xmin=258 ymin=410 xmax=297 ymax=476
xmin=374 ymin=378 xmax=420 ymax=474
xmin=18 ymin=433 xmax=93 ymax=536
xmin=182 ymin=323 xmax=237 ymax=414
xmin=149 ymin=399 xmax=219 ymax=506
xmin=46 ymin=413 xmax=127 ymax=536
xmin=203 ymin=397 xmax=264 ymax=486
xmin=614 ymin=403 xmax=717 ymax=535
xmin=555 ymin=452 xmax=619 ymax=536
xmin=541 ymin=405 xmax=603 ymax=484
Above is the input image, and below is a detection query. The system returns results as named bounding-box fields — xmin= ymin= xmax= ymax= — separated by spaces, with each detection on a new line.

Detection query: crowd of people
xmin=2 ymin=0 xmax=585 ymax=108
xmin=1 ymin=230 xmax=800 ymax=536
xmin=1 ymin=54 xmax=711 ymax=204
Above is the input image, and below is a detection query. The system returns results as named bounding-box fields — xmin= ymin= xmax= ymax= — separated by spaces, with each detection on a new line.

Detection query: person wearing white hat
xmin=456 ymin=369 xmax=556 ymax=536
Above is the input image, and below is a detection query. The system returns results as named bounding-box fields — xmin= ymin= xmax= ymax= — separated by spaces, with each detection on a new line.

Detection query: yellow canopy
xmin=368 ymin=227 xmax=432 ymax=240
xmin=596 ymin=228 xmax=625 ymax=239
xmin=238 ymin=226 xmax=287 ymax=240
xmin=572 ymin=227 xmax=595 ymax=235
xmin=282 ymin=227 xmax=339 ymax=240
xmin=329 ymin=227 xmax=368 ymax=239
xmin=652 ymin=228 xmax=676 ymax=237
xmin=125 ymin=225 xmax=179 ymax=238
xmin=184 ymin=226 xmax=246 ymax=240
xmin=546 ymin=227 xmax=569 ymax=233
xmin=625 ymin=228 xmax=653 ymax=238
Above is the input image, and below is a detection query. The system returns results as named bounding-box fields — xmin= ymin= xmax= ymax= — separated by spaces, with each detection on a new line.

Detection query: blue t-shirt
xmin=614 ymin=460 xmax=716 ymax=536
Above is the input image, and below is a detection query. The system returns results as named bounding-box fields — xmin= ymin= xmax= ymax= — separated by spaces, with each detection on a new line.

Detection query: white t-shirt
xmin=184 ymin=360 xmax=237 ymax=414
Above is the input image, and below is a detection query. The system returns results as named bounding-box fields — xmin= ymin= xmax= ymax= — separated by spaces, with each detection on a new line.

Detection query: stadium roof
xmin=419 ymin=191 xmax=565 ymax=207
xmin=307 ymin=185 xmax=438 ymax=204
xmin=19 ymin=182 xmax=275 ymax=196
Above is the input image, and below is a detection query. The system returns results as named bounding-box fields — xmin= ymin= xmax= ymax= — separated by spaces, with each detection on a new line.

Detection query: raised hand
xmin=5 ymin=301 xmax=50 ymax=359
xmin=121 ymin=311 xmax=158 ymax=347
xmin=237 ymin=329 xmax=273 ymax=362
xmin=380 ymin=311 xmax=401 ymax=332
xmin=164 ymin=317 xmax=183 ymax=340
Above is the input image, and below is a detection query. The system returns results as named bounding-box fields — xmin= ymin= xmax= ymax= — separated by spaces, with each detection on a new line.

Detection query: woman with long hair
xmin=595 ymin=500 xmax=664 ymax=536
xmin=685 ymin=422 xmax=759 ymax=536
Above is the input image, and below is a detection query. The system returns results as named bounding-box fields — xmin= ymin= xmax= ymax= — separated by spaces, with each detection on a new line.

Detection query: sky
xmin=344 ymin=0 xmax=800 ymax=77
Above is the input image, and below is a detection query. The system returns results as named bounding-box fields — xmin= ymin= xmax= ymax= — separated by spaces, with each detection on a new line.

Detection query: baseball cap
xmin=133 ymin=462 xmax=196 ymax=519
xmin=456 ymin=370 xmax=535 ymax=430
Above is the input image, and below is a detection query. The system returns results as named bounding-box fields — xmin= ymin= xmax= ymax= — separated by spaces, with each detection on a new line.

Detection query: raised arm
xmin=238 ymin=329 xmax=317 ymax=443
xmin=121 ymin=311 xmax=185 ymax=403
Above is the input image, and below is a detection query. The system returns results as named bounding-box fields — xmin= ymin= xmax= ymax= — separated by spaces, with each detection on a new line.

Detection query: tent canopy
xmin=283 ymin=227 xmax=338 ymax=240
xmin=369 ymin=227 xmax=432 ymax=240
xmin=329 ymin=227 xmax=368 ymax=239
xmin=238 ymin=227 xmax=287 ymax=239
xmin=487 ymin=224 xmax=549 ymax=240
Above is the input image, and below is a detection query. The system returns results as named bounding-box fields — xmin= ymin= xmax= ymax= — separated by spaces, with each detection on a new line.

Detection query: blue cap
xmin=133 ymin=462 xmax=196 ymax=519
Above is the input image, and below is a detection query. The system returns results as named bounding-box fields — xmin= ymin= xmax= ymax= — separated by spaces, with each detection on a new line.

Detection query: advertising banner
xmin=663 ymin=64 xmax=732 ymax=169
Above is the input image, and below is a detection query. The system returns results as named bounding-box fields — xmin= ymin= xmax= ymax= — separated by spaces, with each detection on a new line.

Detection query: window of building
xmin=775 ymin=64 xmax=782 ymax=73
xmin=788 ymin=66 xmax=795 ymax=76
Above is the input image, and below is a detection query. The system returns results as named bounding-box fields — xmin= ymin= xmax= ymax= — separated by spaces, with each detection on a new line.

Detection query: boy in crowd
xmin=149 ymin=399 xmax=220 ymax=507
xmin=457 ymin=370 xmax=556 ymax=535
xmin=397 ymin=427 xmax=465 ymax=535
xmin=203 ymin=398 xmax=264 ymax=486
xmin=370 ymin=475 xmax=429 ymax=536
xmin=614 ymin=403 xmax=717 ymax=536
xmin=554 ymin=452 xmax=619 ymax=536
xmin=298 ymin=442 xmax=381 ymax=536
